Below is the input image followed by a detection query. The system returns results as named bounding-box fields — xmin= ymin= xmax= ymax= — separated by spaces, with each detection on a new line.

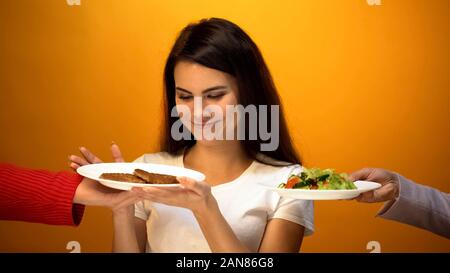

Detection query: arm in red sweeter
xmin=0 ymin=163 xmax=85 ymax=226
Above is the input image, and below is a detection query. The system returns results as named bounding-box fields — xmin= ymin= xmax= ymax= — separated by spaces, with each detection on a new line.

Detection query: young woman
xmin=71 ymin=18 xmax=314 ymax=252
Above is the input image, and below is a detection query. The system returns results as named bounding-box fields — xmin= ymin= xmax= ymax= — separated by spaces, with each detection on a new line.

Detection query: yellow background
xmin=0 ymin=0 xmax=449 ymax=252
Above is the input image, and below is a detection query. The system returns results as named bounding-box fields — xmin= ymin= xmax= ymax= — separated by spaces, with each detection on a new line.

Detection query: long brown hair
xmin=161 ymin=18 xmax=301 ymax=165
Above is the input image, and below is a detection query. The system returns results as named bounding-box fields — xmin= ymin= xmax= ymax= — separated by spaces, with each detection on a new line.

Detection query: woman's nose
xmin=193 ymin=96 xmax=204 ymax=121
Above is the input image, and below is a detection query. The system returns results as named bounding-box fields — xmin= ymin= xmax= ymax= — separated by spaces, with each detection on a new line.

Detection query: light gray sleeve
xmin=377 ymin=174 xmax=450 ymax=238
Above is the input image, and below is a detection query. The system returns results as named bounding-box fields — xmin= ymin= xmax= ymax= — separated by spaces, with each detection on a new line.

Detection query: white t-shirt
xmin=134 ymin=151 xmax=314 ymax=253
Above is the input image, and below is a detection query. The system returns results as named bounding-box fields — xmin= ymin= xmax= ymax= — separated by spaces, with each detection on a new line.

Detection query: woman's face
xmin=174 ymin=60 xmax=239 ymax=144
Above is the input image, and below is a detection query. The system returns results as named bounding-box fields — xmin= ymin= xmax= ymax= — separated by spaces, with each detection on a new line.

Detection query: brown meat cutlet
xmin=99 ymin=173 xmax=146 ymax=183
xmin=134 ymin=169 xmax=179 ymax=184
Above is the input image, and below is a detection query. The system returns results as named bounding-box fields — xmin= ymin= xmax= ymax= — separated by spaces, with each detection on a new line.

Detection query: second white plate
xmin=259 ymin=181 xmax=381 ymax=200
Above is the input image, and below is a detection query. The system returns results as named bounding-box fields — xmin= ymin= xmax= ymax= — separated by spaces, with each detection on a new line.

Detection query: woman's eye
xmin=206 ymin=93 xmax=225 ymax=100
xmin=178 ymin=96 xmax=193 ymax=101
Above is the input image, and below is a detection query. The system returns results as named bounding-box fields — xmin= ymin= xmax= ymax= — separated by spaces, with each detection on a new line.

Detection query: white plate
xmin=77 ymin=163 xmax=206 ymax=191
xmin=259 ymin=181 xmax=381 ymax=200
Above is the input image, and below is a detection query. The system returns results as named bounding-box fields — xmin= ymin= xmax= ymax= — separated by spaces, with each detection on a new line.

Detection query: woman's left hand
xmin=132 ymin=177 xmax=216 ymax=214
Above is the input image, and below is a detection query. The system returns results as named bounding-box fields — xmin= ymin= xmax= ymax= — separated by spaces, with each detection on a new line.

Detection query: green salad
xmin=278 ymin=167 xmax=356 ymax=190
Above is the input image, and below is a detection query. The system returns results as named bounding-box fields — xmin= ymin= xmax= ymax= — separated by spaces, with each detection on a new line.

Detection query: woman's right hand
xmin=69 ymin=142 xmax=124 ymax=170
xmin=70 ymin=143 xmax=142 ymax=216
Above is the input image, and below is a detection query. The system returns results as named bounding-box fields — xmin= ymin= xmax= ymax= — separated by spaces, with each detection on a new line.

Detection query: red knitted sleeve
xmin=0 ymin=163 xmax=85 ymax=226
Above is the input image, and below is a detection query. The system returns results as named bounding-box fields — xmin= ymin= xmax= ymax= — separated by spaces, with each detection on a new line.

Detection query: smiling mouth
xmin=192 ymin=119 xmax=220 ymax=127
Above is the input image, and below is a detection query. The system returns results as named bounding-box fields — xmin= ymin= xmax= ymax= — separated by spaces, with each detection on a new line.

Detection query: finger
xmin=131 ymin=187 xmax=144 ymax=193
xmin=114 ymin=198 xmax=139 ymax=210
xmin=372 ymin=184 xmax=396 ymax=202
xmin=355 ymin=194 xmax=365 ymax=202
xmin=139 ymin=192 xmax=173 ymax=205
xmin=133 ymin=187 xmax=177 ymax=200
xmin=141 ymin=187 xmax=178 ymax=198
xmin=349 ymin=168 xmax=374 ymax=182
xmin=113 ymin=192 xmax=136 ymax=206
xmin=132 ymin=187 xmax=160 ymax=195
xmin=117 ymin=189 xmax=141 ymax=198
xmin=69 ymin=162 xmax=81 ymax=170
xmin=110 ymin=142 xmax=125 ymax=162
xmin=144 ymin=185 xmax=185 ymax=193
xmin=139 ymin=187 xmax=183 ymax=202
xmin=138 ymin=190 xmax=161 ymax=200
xmin=177 ymin=176 xmax=205 ymax=195
xmin=114 ymin=193 xmax=142 ymax=210
xmin=356 ymin=191 xmax=375 ymax=203
xmin=69 ymin=155 xmax=89 ymax=166
xmin=79 ymin=147 xmax=103 ymax=164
